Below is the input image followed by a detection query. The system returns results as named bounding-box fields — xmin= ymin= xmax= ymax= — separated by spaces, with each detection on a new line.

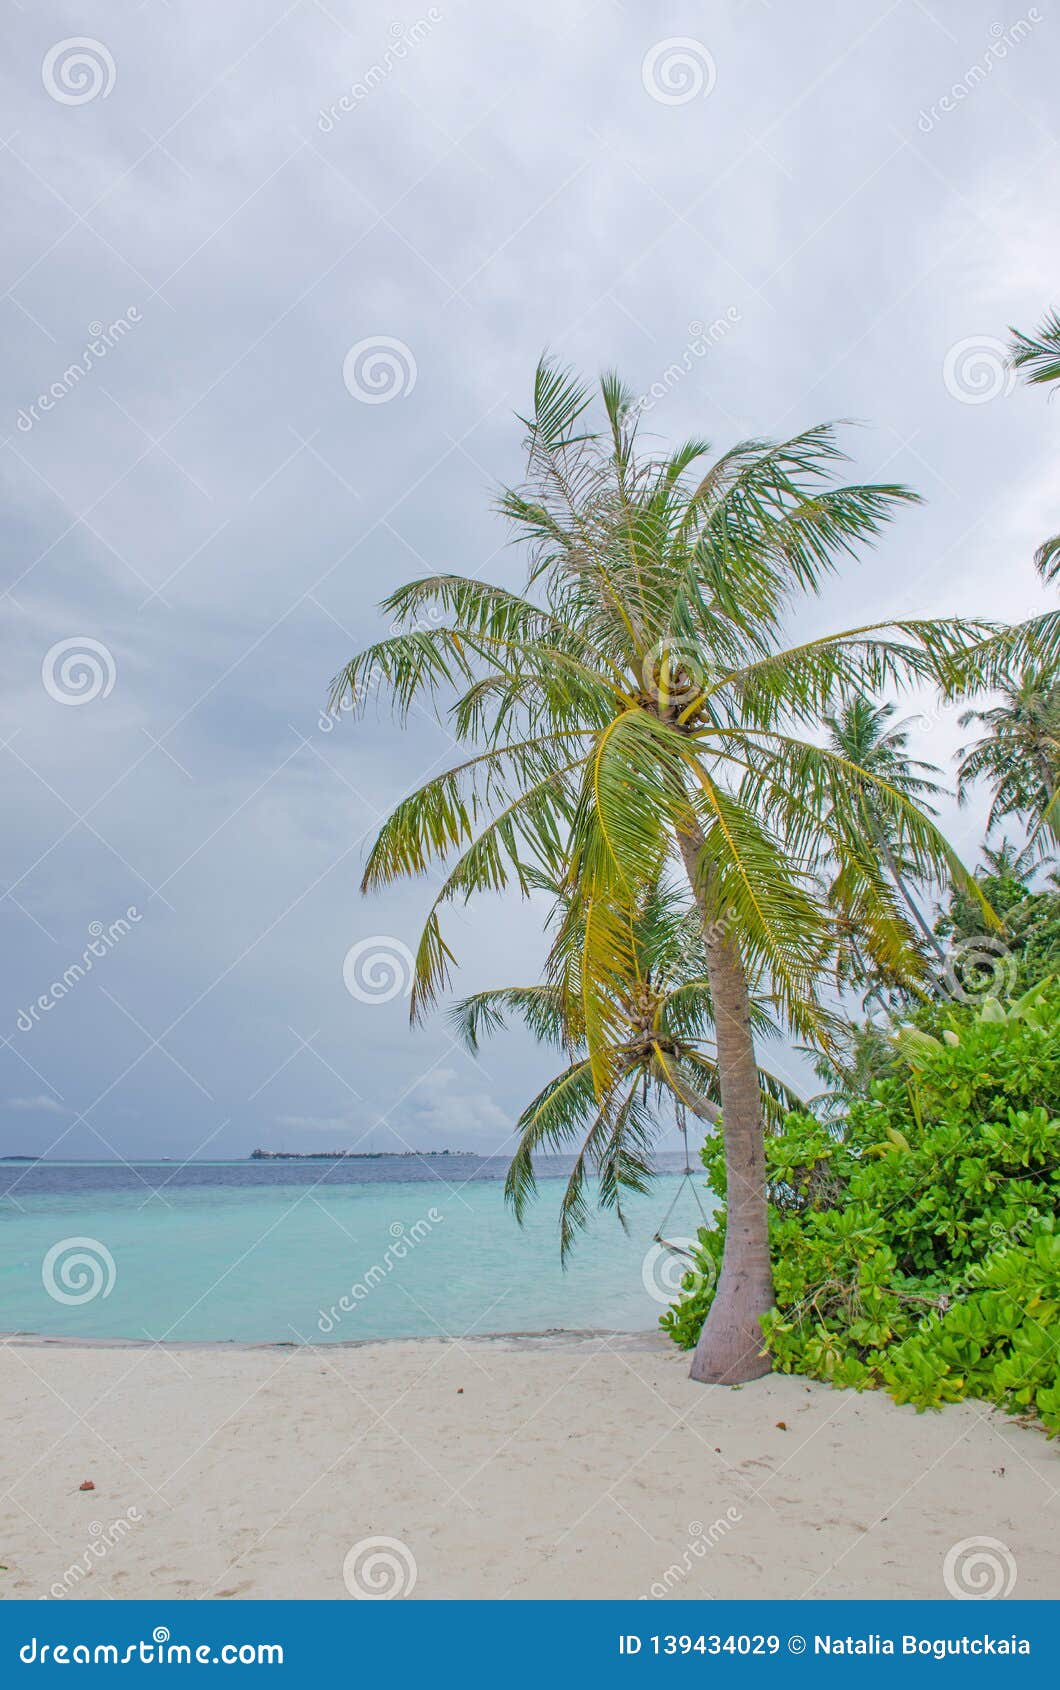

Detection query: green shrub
xmin=662 ymin=979 xmax=1060 ymax=1433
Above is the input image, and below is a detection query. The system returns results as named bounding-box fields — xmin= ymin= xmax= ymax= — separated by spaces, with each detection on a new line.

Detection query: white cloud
xmin=5 ymin=1095 xmax=65 ymax=1114
xmin=407 ymin=1067 xmax=512 ymax=1148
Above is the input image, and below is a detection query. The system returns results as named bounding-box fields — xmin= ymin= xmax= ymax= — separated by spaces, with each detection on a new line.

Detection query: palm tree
xmin=452 ymin=879 xmax=803 ymax=1255
xmin=981 ymin=837 xmax=1037 ymax=875
xmin=333 ymin=361 xmax=986 ymax=1383
xmin=940 ymin=313 xmax=1060 ymax=814
xmin=1010 ymin=310 xmax=1060 ymax=581
xmin=822 ymin=698 xmax=947 ymax=967
xmin=1011 ymin=309 xmax=1060 ymax=391
xmin=957 ymin=667 xmax=1060 ymax=849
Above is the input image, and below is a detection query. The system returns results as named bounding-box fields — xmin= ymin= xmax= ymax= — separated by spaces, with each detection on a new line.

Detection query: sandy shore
xmin=0 ymin=1333 xmax=1053 ymax=1601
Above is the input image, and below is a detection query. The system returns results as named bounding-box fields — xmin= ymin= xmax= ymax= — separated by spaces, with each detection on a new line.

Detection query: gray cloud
xmin=1 ymin=0 xmax=1057 ymax=1158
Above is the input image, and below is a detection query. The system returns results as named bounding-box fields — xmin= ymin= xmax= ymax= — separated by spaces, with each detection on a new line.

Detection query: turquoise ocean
xmin=0 ymin=1155 xmax=712 ymax=1343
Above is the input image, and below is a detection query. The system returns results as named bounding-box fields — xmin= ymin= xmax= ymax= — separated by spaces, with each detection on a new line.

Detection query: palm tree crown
xmin=957 ymin=666 xmax=1060 ymax=848
xmin=335 ymin=363 xmax=980 ymax=1061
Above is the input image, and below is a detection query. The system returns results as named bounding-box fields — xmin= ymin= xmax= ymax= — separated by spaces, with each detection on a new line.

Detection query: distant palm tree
xmin=823 ymin=698 xmax=946 ymax=966
xmin=942 ymin=314 xmax=1060 ymax=794
xmin=1010 ymin=308 xmax=1060 ymax=390
xmin=333 ymin=361 xmax=986 ymax=1383
xmin=452 ymin=879 xmax=802 ymax=1255
xmin=957 ymin=667 xmax=1060 ymax=849
xmin=1010 ymin=310 xmax=1060 ymax=582
xmin=980 ymin=836 xmax=1041 ymax=882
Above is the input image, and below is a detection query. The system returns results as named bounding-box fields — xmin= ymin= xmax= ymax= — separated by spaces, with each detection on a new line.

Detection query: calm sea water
xmin=0 ymin=1155 xmax=713 ymax=1343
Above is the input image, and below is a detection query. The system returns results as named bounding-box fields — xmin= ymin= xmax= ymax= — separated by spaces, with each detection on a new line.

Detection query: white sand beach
xmin=1 ymin=1333 xmax=1054 ymax=1602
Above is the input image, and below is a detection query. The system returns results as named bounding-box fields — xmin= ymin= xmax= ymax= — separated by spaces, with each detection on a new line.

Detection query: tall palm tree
xmin=957 ymin=667 xmax=1060 ymax=849
xmin=333 ymin=361 xmax=987 ymax=1383
xmin=823 ymin=698 xmax=946 ymax=966
xmin=452 ymin=879 xmax=803 ymax=1255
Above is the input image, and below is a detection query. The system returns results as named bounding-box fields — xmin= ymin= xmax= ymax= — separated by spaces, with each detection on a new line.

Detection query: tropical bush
xmin=662 ymin=979 xmax=1060 ymax=1433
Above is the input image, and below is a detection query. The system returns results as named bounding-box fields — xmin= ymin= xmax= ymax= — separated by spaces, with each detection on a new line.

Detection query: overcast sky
xmin=2 ymin=0 xmax=1058 ymax=1162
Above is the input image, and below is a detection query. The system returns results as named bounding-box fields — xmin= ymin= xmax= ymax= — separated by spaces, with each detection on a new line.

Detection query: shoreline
xmin=0 ymin=1326 xmax=670 ymax=1354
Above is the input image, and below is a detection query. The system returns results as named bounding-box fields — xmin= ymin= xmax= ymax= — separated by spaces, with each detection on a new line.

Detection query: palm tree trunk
xmin=673 ymin=1082 xmax=720 ymax=1125
xmin=677 ymin=823 xmax=773 ymax=1384
xmin=873 ymin=829 xmax=946 ymax=965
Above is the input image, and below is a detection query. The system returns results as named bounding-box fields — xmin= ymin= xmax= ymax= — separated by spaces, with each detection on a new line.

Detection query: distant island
xmin=249 ymin=1148 xmax=464 ymax=1160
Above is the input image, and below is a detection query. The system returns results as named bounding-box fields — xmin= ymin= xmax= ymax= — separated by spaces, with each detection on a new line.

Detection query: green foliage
xmin=662 ymin=980 xmax=1060 ymax=1433
xmin=1008 ymin=890 xmax=1060 ymax=993
xmin=937 ymin=857 xmax=1060 ymax=1002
